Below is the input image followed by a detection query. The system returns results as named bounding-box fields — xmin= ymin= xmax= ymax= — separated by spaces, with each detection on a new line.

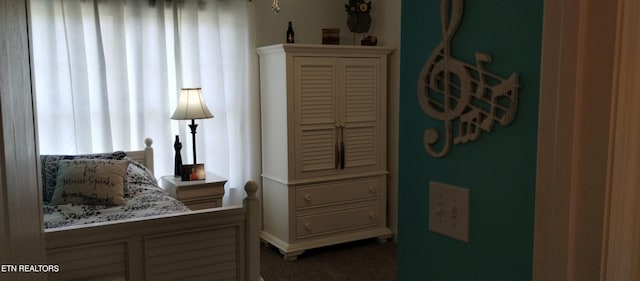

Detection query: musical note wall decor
xmin=418 ymin=0 xmax=520 ymax=158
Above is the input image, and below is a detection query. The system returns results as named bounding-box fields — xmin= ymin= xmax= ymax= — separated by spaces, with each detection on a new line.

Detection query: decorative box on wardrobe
xmin=257 ymin=44 xmax=392 ymax=260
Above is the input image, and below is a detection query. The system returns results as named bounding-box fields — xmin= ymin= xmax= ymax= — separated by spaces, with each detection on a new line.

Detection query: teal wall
xmin=398 ymin=0 xmax=543 ymax=280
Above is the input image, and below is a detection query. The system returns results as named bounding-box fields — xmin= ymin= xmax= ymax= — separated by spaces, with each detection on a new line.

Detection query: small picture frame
xmin=322 ymin=28 xmax=340 ymax=45
xmin=181 ymin=164 xmax=206 ymax=181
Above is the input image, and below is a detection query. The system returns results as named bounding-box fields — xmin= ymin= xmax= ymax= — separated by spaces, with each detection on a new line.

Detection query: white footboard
xmin=45 ymin=181 xmax=260 ymax=281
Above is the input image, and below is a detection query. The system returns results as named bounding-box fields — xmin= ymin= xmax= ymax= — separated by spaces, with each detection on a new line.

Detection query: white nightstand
xmin=159 ymin=172 xmax=227 ymax=210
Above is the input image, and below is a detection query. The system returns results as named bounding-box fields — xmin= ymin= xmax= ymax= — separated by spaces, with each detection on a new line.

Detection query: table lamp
xmin=171 ymin=87 xmax=213 ymax=180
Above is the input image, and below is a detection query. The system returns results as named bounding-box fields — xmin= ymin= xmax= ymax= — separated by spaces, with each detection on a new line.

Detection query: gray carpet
xmin=260 ymin=239 xmax=397 ymax=281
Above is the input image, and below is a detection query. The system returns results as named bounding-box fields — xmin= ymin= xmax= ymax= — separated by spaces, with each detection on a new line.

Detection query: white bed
xmin=42 ymin=138 xmax=260 ymax=281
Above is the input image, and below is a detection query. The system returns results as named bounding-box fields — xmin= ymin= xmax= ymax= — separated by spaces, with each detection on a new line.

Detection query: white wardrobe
xmin=257 ymin=44 xmax=392 ymax=260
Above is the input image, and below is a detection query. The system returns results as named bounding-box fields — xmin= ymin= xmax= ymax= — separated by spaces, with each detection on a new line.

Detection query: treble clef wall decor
xmin=418 ymin=0 xmax=520 ymax=158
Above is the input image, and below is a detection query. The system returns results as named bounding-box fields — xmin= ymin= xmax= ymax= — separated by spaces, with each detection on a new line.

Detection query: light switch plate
xmin=429 ymin=181 xmax=469 ymax=242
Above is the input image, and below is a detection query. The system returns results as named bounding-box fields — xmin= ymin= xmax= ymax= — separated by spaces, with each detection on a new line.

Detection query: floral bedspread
xmin=43 ymin=158 xmax=190 ymax=229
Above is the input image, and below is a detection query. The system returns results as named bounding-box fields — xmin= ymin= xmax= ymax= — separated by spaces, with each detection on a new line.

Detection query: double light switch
xmin=429 ymin=181 xmax=470 ymax=242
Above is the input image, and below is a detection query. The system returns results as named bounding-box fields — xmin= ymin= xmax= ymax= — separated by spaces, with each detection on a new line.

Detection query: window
xmin=30 ymin=0 xmax=260 ymax=186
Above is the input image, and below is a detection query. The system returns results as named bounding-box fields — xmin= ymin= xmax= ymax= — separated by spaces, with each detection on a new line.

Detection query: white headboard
xmin=125 ymin=138 xmax=154 ymax=175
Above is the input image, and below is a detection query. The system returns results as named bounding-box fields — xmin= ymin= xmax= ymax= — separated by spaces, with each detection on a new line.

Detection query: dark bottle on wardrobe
xmin=286 ymin=21 xmax=295 ymax=43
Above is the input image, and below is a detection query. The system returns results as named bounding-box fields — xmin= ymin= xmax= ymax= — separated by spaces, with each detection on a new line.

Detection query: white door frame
xmin=0 ymin=0 xmax=47 ymax=280
xmin=600 ymin=0 xmax=640 ymax=279
xmin=533 ymin=0 xmax=640 ymax=280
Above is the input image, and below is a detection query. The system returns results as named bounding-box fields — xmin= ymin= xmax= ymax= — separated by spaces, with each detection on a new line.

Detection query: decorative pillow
xmin=41 ymin=151 xmax=126 ymax=203
xmin=49 ymin=159 xmax=129 ymax=206
xmin=123 ymin=156 xmax=159 ymax=198
xmin=124 ymin=157 xmax=156 ymax=184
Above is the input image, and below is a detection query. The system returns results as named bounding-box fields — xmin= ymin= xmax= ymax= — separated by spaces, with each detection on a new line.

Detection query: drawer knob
xmin=304 ymin=223 xmax=312 ymax=230
xmin=369 ymin=212 xmax=377 ymax=220
xmin=304 ymin=194 xmax=312 ymax=202
xmin=369 ymin=186 xmax=377 ymax=193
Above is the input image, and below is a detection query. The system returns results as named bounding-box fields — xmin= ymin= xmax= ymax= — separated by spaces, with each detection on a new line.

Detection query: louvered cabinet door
xmin=293 ymin=57 xmax=340 ymax=179
xmin=340 ymin=58 xmax=386 ymax=173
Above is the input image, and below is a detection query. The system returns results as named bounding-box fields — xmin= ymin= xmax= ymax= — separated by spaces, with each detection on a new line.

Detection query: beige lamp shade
xmin=171 ymin=88 xmax=214 ymax=120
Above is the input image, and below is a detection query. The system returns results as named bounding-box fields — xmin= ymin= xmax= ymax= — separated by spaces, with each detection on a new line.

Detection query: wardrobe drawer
xmin=296 ymin=205 xmax=380 ymax=238
xmin=295 ymin=177 xmax=381 ymax=208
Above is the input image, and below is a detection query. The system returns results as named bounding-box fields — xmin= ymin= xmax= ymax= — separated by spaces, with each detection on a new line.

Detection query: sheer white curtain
xmin=30 ymin=0 xmax=260 ymax=187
